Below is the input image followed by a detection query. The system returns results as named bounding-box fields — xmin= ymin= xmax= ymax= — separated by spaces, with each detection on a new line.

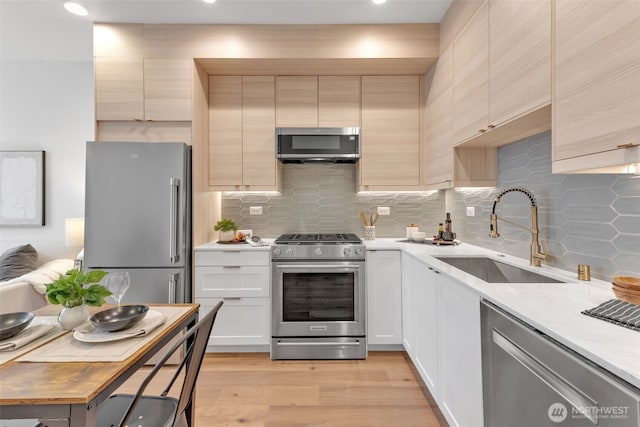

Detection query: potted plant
xmin=213 ymin=218 xmax=238 ymax=242
xmin=45 ymin=269 xmax=111 ymax=329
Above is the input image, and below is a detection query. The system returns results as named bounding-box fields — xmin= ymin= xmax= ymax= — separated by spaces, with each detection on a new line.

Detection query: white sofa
xmin=0 ymin=259 xmax=74 ymax=313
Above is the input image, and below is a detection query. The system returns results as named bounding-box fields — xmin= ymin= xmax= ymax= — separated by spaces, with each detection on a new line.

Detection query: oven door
xmin=272 ymin=261 xmax=365 ymax=337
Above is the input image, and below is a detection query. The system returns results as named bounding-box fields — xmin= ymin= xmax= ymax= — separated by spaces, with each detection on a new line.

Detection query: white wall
xmin=0 ymin=1 xmax=94 ymax=261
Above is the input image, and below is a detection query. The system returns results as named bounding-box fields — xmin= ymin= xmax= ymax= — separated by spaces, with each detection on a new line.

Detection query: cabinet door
xmin=438 ymin=274 xmax=483 ymax=427
xmin=554 ymin=0 xmax=640 ymax=161
xmin=95 ymin=57 xmax=144 ymax=121
xmin=401 ymin=254 xmax=414 ymax=356
xmin=199 ymin=297 xmax=270 ymax=346
xmin=453 ymin=0 xmax=489 ymax=143
xmin=425 ymin=45 xmax=454 ymax=186
xmin=209 ymin=76 xmax=243 ymax=186
xmin=361 ymin=75 xmax=420 ymax=187
xmin=276 ymin=76 xmax=318 ymax=127
xmin=318 ymin=76 xmax=361 ymax=127
xmin=144 ymin=58 xmax=192 ymax=121
xmin=412 ymin=261 xmax=439 ymax=398
xmin=366 ymin=250 xmax=402 ymax=345
xmin=489 ymin=0 xmax=551 ymax=126
xmin=243 ymin=76 xmax=276 ymax=186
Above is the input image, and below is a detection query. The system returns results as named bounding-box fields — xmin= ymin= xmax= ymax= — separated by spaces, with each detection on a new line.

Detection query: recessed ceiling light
xmin=64 ymin=2 xmax=89 ymax=16
xmin=203 ymin=0 xmax=217 ymax=4
xmin=372 ymin=0 xmax=387 ymax=4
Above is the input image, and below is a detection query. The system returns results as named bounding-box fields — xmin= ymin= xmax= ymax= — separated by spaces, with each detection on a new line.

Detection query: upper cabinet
xmin=489 ymin=0 xmax=551 ymax=126
xmin=451 ymin=0 xmax=552 ymax=148
xmin=95 ymin=58 xmax=192 ymax=122
xmin=276 ymin=76 xmax=361 ymax=127
xmin=361 ymin=75 xmax=421 ymax=189
xmin=552 ymin=0 xmax=640 ymax=173
xmin=209 ymin=76 xmax=279 ymax=191
xmin=94 ymin=24 xmax=192 ymax=122
xmin=452 ymin=0 xmax=489 ymax=144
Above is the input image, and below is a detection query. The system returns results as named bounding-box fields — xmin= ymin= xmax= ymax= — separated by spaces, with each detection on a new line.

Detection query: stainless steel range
xmin=271 ymin=233 xmax=366 ymax=360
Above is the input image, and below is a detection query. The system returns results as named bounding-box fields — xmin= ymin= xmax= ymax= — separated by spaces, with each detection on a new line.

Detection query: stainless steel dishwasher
xmin=481 ymin=301 xmax=640 ymax=426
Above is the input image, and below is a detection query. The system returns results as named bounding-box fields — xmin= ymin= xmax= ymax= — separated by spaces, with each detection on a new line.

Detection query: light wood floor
xmin=119 ymin=351 xmax=448 ymax=426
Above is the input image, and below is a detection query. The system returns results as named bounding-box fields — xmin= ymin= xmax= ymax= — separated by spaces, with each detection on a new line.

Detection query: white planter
xmin=58 ymin=304 xmax=89 ymax=330
xmin=218 ymin=230 xmax=235 ymax=242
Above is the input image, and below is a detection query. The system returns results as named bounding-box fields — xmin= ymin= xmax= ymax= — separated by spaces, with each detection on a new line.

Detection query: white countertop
xmin=195 ymin=237 xmax=640 ymax=388
xmin=366 ymin=238 xmax=640 ymax=389
xmin=194 ymin=239 xmax=274 ymax=251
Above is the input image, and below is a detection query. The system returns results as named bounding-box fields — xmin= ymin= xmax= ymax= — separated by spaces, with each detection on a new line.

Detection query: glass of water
xmin=105 ymin=272 xmax=130 ymax=307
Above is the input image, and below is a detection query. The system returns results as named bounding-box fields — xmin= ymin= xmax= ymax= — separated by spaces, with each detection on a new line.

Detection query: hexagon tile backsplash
xmin=451 ymin=131 xmax=640 ymax=281
xmin=221 ymin=130 xmax=639 ymax=281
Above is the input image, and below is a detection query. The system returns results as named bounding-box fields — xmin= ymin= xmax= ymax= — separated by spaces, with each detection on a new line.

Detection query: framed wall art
xmin=0 ymin=150 xmax=45 ymax=226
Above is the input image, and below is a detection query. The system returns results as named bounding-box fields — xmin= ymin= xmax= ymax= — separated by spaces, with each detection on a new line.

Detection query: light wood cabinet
xmin=425 ymin=45 xmax=497 ymax=188
xmin=95 ymin=58 xmax=192 ymax=121
xmin=318 ymin=76 xmax=361 ymax=127
xmin=366 ymin=250 xmax=402 ymax=346
xmin=276 ymin=76 xmax=318 ymax=127
xmin=209 ymin=76 xmax=243 ymax=186
xmin=489 ymin=0 xmax=551 ymax=127
xmin=452 ymin=0 xmax=489 ymax=143
xmin=450 ymin=0 xmax=552 ymax=148
xmin=361 ymin=75 xmax=421 ymax=189
xmin=208 ymin=76 xmax=279 ymax=190
xmin=553 ymin=0 xmax=640 ymax=173
xmin=242 ymin=76 xmax=277 ymax=186
xmin=276 ymin=76 xmax=361 ymax=127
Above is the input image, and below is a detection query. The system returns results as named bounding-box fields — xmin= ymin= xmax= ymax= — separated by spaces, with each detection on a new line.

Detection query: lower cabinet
xmin=194 ymin=248 xmax=271 ymax=350
xmin=198 ymin=297 xmax=270 ymax=346
xmin=366 ymin=250 xmax=403 ymax=346
xmin=401 ymin=254 xmax=484 ymax=427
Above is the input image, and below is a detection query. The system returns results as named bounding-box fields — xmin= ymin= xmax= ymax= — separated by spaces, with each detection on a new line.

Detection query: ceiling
xmin=71 ymin=0 xmax=452 ymax=25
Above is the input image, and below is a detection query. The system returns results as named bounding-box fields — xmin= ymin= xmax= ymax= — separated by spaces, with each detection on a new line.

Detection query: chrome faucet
xmin=489 ymin=187 xmax=547 ymax=267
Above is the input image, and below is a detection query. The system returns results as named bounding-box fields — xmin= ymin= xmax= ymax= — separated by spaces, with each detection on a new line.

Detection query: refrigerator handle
xmin=169 ymin=178 xmax=180 ymax=263
xmin=169 ymin=273 xmax=178 ymax=304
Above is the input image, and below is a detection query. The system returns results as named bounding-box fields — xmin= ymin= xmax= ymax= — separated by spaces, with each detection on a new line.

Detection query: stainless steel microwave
xmin=275 ymin=127 xmax=360 ymax=163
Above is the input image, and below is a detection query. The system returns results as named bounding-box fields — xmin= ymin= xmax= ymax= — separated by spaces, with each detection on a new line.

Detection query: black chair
xmin=96 ymin=301 xmax=223 ymax=427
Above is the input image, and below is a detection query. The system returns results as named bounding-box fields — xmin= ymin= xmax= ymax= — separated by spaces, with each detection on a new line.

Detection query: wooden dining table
xmin=0 ymin=303 xmax=199 ymax=427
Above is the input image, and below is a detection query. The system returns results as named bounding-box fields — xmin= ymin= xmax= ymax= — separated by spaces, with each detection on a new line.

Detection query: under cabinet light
xmin=203 ymin=0 xmax=217 ymax=3
xmin=372 ymin=0 xmax=387 ymax=4
xmin=64 ymin=2 xmax=88 ymax=16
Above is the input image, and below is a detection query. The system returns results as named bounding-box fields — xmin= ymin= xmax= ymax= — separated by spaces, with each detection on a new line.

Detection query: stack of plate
xmin=612 ymin=276 xmax=640 ymax=306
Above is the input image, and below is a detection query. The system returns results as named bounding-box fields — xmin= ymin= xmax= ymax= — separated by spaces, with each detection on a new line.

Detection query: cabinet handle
xmin=487 ymin=124 xmax=495 ymax=129
xmin=223 ymin=265 xmax=242 ymax=269
xmin=478 ymin=129 xmax=486 ymax=133
xmin=223 ymin=297 xmax=241 ymax=300
xmin=617 ymin=142 xmax=636 ymax=149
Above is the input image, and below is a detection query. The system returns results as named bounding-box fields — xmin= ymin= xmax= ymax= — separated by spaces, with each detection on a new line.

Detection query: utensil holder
xmin=364 ymin=226 xmax=376 ymax=240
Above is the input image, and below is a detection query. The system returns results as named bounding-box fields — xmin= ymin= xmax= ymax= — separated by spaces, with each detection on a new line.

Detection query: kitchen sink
xmin=434 ymin=256 xmax=564 ymax=283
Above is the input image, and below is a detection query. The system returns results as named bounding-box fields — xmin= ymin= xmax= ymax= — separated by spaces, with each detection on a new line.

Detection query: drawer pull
xmin=223 ymin=265 xmax=242 ymax=269
xmin=223 ymin=297 xmax=241 ymax=300
xmin=617 ymin=142 xmax=636 ymax=149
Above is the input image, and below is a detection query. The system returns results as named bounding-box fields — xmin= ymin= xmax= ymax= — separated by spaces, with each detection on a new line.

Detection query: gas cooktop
xmin=275 ymin=233 xmax=362 ymax=244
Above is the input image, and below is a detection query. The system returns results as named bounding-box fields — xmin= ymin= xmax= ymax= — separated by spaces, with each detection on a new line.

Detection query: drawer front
xmin=194 ymin=250 xmax=270 ymax=266
xmin=195 ymin=266 xmax=270 ymax=297
xmin=198 ymin=297 xmax=270 ymax=346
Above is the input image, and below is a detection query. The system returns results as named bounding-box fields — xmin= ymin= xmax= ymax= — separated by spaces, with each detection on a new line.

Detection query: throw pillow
xmin=0 ymin=244 xmax=39 ymax=282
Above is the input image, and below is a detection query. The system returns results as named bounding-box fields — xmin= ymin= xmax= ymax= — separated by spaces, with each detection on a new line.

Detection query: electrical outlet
xmin=466 ymin=207 xmax=475 ymax=217
xmin=377 ymin=207 xmax=391 ymax=216
xmin=249 ymin=206 xmax=263 ymax=215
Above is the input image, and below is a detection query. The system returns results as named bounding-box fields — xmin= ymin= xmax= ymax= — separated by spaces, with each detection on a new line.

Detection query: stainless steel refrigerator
xmin=84 ymin=141 xmax=192 ymax=304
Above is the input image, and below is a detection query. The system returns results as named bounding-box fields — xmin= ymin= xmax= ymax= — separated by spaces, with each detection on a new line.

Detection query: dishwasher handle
xmin=492 ymin=329 xmax=599 ymax=424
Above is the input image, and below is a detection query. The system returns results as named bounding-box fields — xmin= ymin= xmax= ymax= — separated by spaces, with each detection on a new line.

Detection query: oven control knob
xmin=273 ymin=248 xmax=281 ymax=256
xmin=355 ymin=247 xmax=364 ymax=255
xmin=314 ymin=248 xmax=322 ymax=256
xmin=343 ymin=247 xmax=352 ymax=256
xmin=285 ymin=248 xmax=294 ymax=256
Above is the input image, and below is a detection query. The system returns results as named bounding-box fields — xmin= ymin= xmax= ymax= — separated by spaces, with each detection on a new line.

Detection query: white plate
xmin=73 ymin=310 xmax=167 ymax=343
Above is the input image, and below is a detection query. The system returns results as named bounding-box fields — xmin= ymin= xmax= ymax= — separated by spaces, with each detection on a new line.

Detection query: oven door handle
xmin=276 ymin=341 xmax=362 ymax=346
xmin=276 ymin=264 xmax=361 ymax=270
